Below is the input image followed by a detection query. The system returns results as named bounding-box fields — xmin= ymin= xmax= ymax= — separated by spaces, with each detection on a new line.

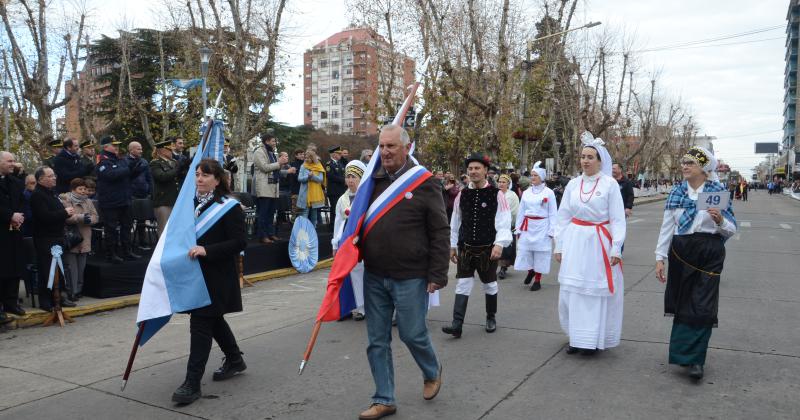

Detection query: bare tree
xmin=0 ymin=0 xmax=87 ymax=147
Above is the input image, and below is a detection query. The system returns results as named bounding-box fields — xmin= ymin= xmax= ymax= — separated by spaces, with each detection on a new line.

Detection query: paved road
xmin=1 ymin=190 xmax=799 ymax=419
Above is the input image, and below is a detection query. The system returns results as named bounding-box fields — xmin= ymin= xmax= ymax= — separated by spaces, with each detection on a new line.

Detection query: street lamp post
xmin=520 ymin=21 xmax=601 ymax=171
xmin=1 ymin=81 xmax=10 ymax=151
xmin=199 ymin=46 xmax=213 ymax=120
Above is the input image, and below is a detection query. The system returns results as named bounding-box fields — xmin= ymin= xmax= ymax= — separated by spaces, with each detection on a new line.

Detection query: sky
xmin=85 ymin=0 xmax=787 ymax=178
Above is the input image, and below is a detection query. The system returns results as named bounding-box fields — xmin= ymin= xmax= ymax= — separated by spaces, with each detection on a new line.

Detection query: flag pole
xmin=121 ymin=88 xmax=225 ymax=391
xmin=121 ymin=321 xmax=146 ymax=391
xmin=298 ymin=320 xmax=321 ymax=375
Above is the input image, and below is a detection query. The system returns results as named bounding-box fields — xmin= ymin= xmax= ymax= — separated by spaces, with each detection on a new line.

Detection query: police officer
xmin=151 ymin=139 xmax=181 ymax=237
xmin=43 ymin=136 xmax=62 ymax=169
xmin=325 ymin=146 xmax=346 ymax=223
xmin=95 ymin=135 xmax=146 ymax=262
xmin=80 ymin=139 xmax=97 ymax=175
xmin=223 ymin=140 xmax=239 ymax=191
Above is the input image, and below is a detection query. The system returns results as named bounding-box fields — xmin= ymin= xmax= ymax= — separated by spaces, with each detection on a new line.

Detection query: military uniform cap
xmin=48 ymin=138 xmax=62 ymax=147
xmin=328 ymin=145 xmax=342 ymax=154
xmin=100 ymin=135 xmax=121 ymax=145
xmin=154 ymin=139 xmax=174 ymax=149
xmin=79 ymin=139 xmax=95 ymax=148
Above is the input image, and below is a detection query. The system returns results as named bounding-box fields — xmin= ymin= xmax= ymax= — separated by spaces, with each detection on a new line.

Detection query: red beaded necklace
xmin=579 ymin=176 xmax=600 ymax=203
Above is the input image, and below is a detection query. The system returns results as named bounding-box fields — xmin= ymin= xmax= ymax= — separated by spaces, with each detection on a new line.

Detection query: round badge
xmin=596 ymin=191 xmax=601 ymax=196
xmin=481 ymin=202 xmax=487 ymax=208
xmin=405 ymin=192 xmax=413 ymax=199
xmin=344 ymin=208 xmax=350 ymax=216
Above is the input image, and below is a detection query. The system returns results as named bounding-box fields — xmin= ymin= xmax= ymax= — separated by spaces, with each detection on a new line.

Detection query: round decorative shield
xmin=289 ymin=216 xmax=319 ymax=273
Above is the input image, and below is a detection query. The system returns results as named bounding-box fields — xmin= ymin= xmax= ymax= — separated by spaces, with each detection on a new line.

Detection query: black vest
xmin=458 ymin=185 xmax=498 ymax=246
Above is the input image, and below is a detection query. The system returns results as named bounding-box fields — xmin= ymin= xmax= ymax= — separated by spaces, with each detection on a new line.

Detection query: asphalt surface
xmin=1 ymin=190 xmax=798 ymax=420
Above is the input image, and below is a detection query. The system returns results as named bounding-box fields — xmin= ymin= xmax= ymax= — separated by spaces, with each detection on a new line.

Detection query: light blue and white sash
xmin=195 ymin=197 xmax=240 ymax=238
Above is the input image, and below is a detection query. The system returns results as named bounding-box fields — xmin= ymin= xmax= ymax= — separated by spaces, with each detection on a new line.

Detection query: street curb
xmin=634 ymin=195 xmax=666 ymax=206
xmin=5 ymin=258 xmax=334 ymax=330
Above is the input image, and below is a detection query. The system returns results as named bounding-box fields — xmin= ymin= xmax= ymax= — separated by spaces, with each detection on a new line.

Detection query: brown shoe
xmin=358 ymin=404 xmax=397 ymax=420
xmin=423 ymin=364 xmax=442 ymax=400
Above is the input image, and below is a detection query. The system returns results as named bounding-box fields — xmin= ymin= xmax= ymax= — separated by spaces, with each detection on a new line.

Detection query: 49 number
xmin=705 ymin=195 xmax=721 ymax=206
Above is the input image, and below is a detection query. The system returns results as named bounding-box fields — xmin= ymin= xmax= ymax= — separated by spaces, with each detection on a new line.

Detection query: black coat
xmin=191 ymin=199 xmax=247 ymax=317
xmin=30 ymin=185 xmax=69 ymax=240
xmin=0 ymin=175 xmax=26 ymax=278
xmin=325 ymin=159 xmax=346 ymax=200
xmin=52 ymin=149 xmax=92 ymax=193
xmin=616 ymin=176 xmax=635 ymax=210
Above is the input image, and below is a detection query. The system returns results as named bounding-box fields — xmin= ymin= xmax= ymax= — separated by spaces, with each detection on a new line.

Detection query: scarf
xmin=195 ymin=191 xmax=215 ymax=217
xmin=67 ymin=191 xmax=88 ymax=205
xmin=304 ymin=161 xmax=327 ymax=206
xmin=665 ymin=180 xmax=736 ymax=237
xmin=264 ymin=144 xmax=279 ymax=183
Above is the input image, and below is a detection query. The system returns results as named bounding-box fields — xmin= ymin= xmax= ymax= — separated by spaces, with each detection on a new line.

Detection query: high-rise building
xmin=303 ymin=26 xmax=415 ymax=136
xmin=64 ymin=63 xmax=113 ymax=141
xmin=784 ymin=1 xmax=799 ymax=178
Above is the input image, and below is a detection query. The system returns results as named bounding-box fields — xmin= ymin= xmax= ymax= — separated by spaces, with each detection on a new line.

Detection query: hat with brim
xmin=79 ymin=140 xmax=95 ymax=149
xmin=154 ymin=139 xmax=174 ymax=150
xmin=465 ymin=152 xmax=491 ymax=168
xmin=329 ymin=145 xmax=342 ymax=154
xmin=100 ymin=135 xmax=121 ymax=146
xmin=48 ymin=138 xmax=62 ymax=147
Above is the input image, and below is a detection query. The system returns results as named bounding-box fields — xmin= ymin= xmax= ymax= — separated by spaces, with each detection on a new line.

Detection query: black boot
xmin=530 ymin=281 xmax=541 ymax=291
xmin=171 ymin=379 xmax=201 ymax=404
xmin=442 ymin=294 xmax=468 ymax=338
xmin=688 ymin=364 xmax=704 ymax=380
xmin=523 ymin=271 xmax=535 ymax=285
xmin=497 ymin=267 xmax=507 ymax=279
xmin=212 ymin=352 xmax=247 ymax=381
xmin=485 ymin=294 xmax=497 ymax=333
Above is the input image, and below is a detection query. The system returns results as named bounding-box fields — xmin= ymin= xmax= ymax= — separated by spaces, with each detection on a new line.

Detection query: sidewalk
xmin=2 ymin=258 xmax=333 ymax=330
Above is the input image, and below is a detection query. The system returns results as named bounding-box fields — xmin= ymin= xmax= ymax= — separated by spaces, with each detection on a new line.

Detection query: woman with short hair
xmin=59 ymin=178 xmax=98 ymax=300
xmin=654 ymin=146 xmax=736 ymax=381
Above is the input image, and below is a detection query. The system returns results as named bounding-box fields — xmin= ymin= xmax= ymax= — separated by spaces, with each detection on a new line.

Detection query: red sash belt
xmin=570 ymin=217 xmax=616 ymax=294
xmin=519 ymin=216 xmax=545 ymax=231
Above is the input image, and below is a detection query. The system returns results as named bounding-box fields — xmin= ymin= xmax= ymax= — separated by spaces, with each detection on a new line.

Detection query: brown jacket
xmin=361 ymin=162 xmax=450 ymax=286
xmin=59 ymin=193 xmax=99 ymax=254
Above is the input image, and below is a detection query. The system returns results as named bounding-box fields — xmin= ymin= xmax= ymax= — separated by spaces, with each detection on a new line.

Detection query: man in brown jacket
xmin=357 ymin=124 xmax=449 ymax=420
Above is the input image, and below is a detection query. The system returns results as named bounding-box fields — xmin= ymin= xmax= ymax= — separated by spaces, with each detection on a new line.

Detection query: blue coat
xmin=95 ymin=150 xmax=145 ymax=208
xmin=126 ymin=155 xmax=153 ymax=198
xmin=297 ymin=165 xmax=325 ymax=209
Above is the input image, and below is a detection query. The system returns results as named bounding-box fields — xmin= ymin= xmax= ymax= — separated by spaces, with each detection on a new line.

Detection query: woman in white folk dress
xmin=332 ymin=160 xmax=368 ymax=320
xmin=514 ymin=161 xmax=557 ymax=291
xmin=554 ymin=133 xmax=626 ymax=356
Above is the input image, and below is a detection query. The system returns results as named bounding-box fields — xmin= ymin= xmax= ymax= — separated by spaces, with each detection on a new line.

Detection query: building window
xmin=332 ymin=86 xmax=339 ymax=93
xmin=320 ymin=111 xmax=328 ymax=119
xmin=332 ymin=60 xmax=340 ymax=67
xmin=346 ymin=96 xmax=352 ymax=103
xmin=331 ymin=96 xmax=339 ymax=105
xmin=320 ymin=59 xmax=328 ymax=67
xmin=346 ymin=68 xmax=352 ymax=75
xmin=312 ymin=107 xmax=318 ymax=114
xmin=344 ymin=121 xmax=352 ymax=128
xmin=332 ymin=111 xmax=339 ymax=119
xmin=320 ymin=88 xmax=328 ymax=94
xmin=332 ymin=70 xmax=340 ymax=79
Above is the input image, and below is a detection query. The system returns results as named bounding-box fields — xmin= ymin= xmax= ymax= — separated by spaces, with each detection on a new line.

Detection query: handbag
xmin=64 ymin=224 xmax=84 ymax=249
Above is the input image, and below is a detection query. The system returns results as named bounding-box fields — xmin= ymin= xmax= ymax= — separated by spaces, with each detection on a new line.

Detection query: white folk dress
xmin=332 ymin=191 xmax=364 ymax=314
xmin=554 ymin=173 xmax=626 ymax=350
xmin=514 ymin=184 xmax=558 ymax=274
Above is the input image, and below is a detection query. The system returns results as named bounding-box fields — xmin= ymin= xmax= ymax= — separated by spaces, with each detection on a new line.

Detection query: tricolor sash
xmin=362 ymin=165 xmax=432 ymax=238
xmin=195 ymin=197 xmax=240 ymax=238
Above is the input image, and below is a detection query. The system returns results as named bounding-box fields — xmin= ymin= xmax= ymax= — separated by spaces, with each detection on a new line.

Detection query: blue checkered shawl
xmin=665 ymin=180 xmax=737 ymax=237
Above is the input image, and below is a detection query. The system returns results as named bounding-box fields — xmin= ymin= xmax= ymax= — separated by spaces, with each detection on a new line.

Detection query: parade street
xmin=1 ymin=192 xmax=799 ymax=420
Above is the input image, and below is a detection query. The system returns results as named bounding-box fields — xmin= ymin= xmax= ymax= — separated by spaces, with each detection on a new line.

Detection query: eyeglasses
xmin=680 ymin=160 xmax=698 ymax=167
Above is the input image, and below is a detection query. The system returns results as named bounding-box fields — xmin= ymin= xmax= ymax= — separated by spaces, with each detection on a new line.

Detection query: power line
xmin=638 ymin=24 xmax=783 ymax=51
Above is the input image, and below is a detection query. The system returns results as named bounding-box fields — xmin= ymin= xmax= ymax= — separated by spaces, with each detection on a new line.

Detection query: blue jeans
xmin=301 ymin=207 xmax=319 ymax=226
xmin=363 ymin=272 xmax=440 ymax=405
xmin=257 ymin=197 xmax=277 ymax=238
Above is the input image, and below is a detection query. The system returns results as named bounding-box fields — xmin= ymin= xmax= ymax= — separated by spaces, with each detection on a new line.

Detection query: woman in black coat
xmin=30 ymin=167 xmax=76 ymax=310
xmin=172 ymin=158 xmax=248 ymax=405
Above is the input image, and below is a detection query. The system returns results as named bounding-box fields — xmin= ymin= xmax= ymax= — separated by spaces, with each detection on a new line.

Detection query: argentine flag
xmin=168 ymin=78 xmax=204 ymax=90
xmin=135 ymin=121 xmax=226 ymax=345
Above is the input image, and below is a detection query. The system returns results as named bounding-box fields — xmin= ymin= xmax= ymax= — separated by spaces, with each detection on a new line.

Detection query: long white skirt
xmin=513 ymin=249 xmax=552 ymax=274
xmin=558 ymin=285 xmax=624 ymax=350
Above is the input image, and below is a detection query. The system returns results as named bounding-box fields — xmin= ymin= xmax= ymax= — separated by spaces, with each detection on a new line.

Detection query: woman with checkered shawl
xmin=655 ymin=146 xmax=737 ymax=381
